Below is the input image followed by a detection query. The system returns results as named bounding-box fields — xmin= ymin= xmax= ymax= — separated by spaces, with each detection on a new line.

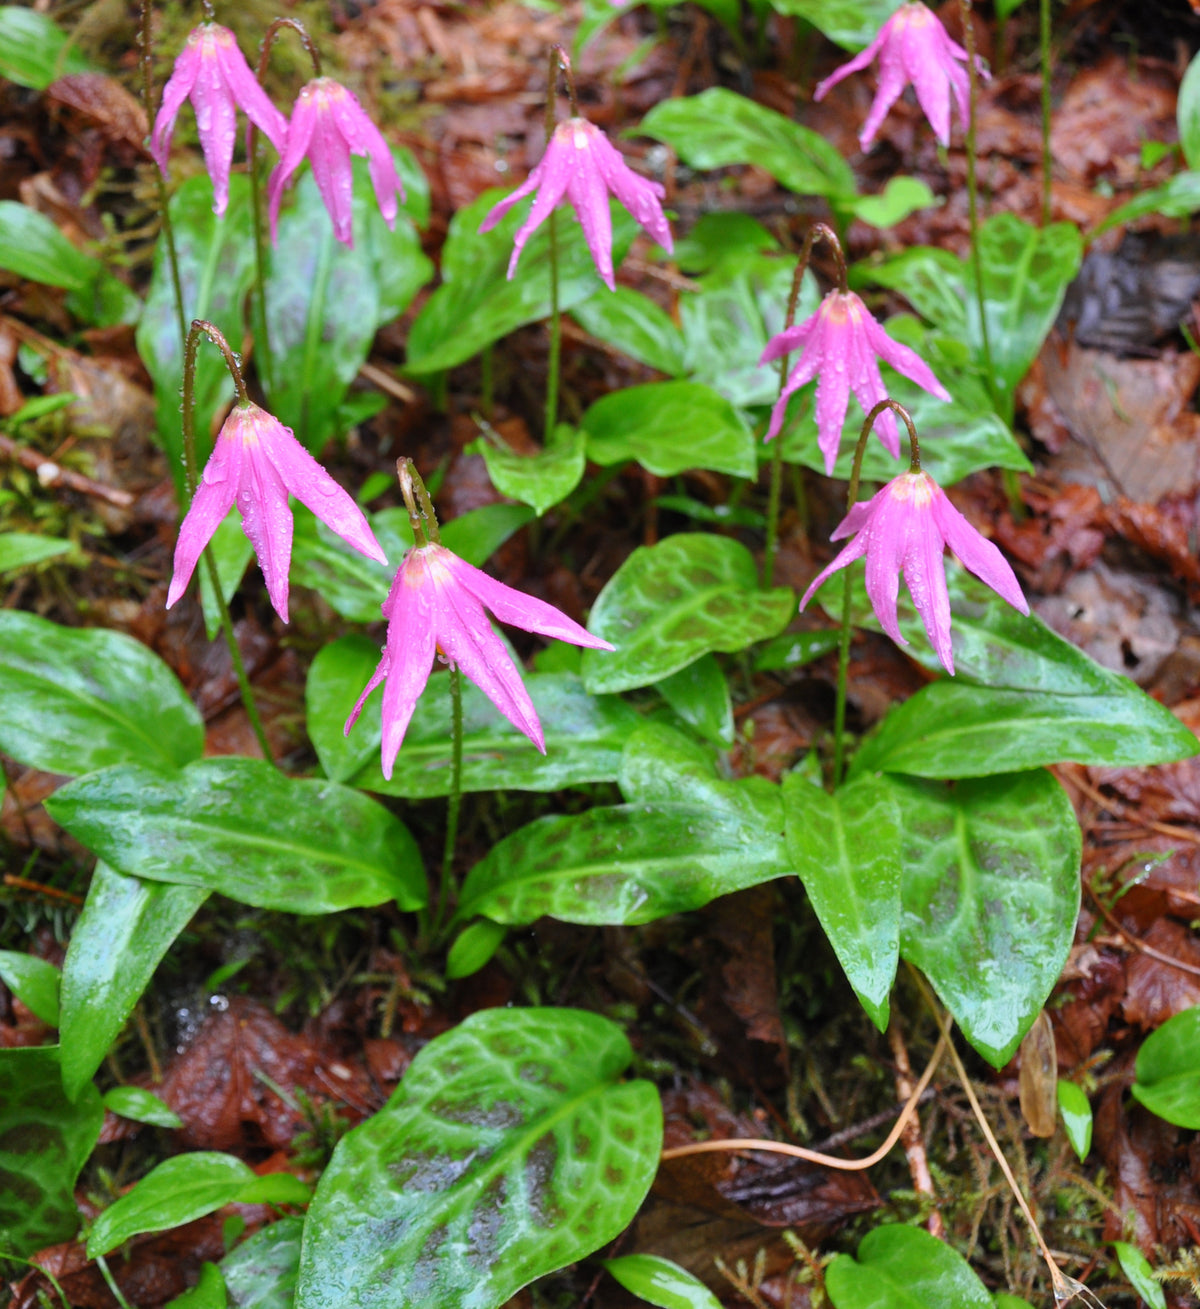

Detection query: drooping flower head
xmin=151 ymin=23 xmax=289 ymax=216
xmin=799 ymin=469 xmax=1028 ymax=674
xmin=268 ymin=78 xmax=404 ymax=247
xmin=760 ymin=289 xmax=949 ymax=473
xmin=346 ymin=541 xmax=615 ymax=779
xmin=478 ymin=116 xmax=673 ymax=292
xmin=814 ymin=1 xmax=987 ymax=150
xmin=167 ymin=402 xmax=386 ymax=624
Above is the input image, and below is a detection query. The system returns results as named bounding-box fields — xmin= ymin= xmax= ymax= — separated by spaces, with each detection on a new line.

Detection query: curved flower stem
xmin=661 ymin=1028 xmax=947 ymax=1169
xmin=762 ymin=224 xmax=847 ymax=589
xmin=832 ymin=399 xmax=918 ymax=787
xmin=542 ymin=46 xmax=574 ymax=444
xmin=250 ymin=19 xmax=322 ymax=398
xmin=139 ymin=0 xmax=188 ymax=365
xmin=397 ymin=456 xmax=442 ymax=546
xmin=182 ymin=320 xmax=274 ymax=765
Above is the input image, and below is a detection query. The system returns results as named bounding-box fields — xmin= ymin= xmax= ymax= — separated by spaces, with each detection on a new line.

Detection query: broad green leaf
xmin=221 ymin=1218 xmax=304 ymax=1309
xmin=234 ymin=1174 xmax=312 ymax=1207
xmin=852 ymin=246 xmax=967 ymax=338
xmin=582 ymin=534 xmax=794 ymax=694
xmin=87 ymin=1153 xmax=257 ymax=1258
xmin=605 ymin=1254 xmax=724 ymax=1309
xmin=1092 ymin=171 xmax=1200 ymax=237
xmin=46 ymin=759 xmax=427 ymax=915
xmin=457 ymin=801 xmax=789 ymax=928
xmin=1112 ymin=1243 xmax=1166 ymax=1309
xmin=297 ymin=1008 xmax=662 ymax=1309
xmin=1131 ymin=1005 xmax=1200 ymax=1127
xmin=441 ymin=502 xmax=538 ymax=566
xmin=198 ymin=508 xmax=255 ymax=640
xmin=290 ymin=505 xmax=411 ymax=623
xmin=0 ymin=951 xmax=60 ymax=1026
xmin=673 ymin=212 xmax=778 ymax=275
xmin=136 ymin=174 xmax=255 ymax=492
xmin=680 ymin=252 xmax=818 ymax=408
xmin=656 ymin=653 xmax=733 ymax=745
xmin=308 ymin=636 xmax=639 ymax=796
xmin=473 ymin=422 xmax=586 ymax=516
xmin=582 ymin=380 xmax=757 ymax=479
xmin=0 ymin=531 xmax=74 ymax=572
xmin=264 ymin=151 xmax=432 ymax=450
xmin=638 ymin=89 xmax=856 ymax=200
xmin=406 ymin=190 xmax=637 ymax=374
xmin=778 ymin=317 xmax=1032 ymax=486
xmin=0 ymin=7 xmax=93 ymax=89
xmin=445 ymin=919 xmax=508 ymax=980
xmin=767 ymin=0 xmax=905 ymax=48
xmin=0 ymin=1047 xmax=103 ymax=1257
xmin=166 ymin=1263 xmax=227 ymax=1309
xmin=893 ymin=771 xmax=1080 ymax=1067
xmin=848 ymin=177 xmax=939 ymax=229
xmin=60 ymin=862 xmax=207 ymax=1101
xmin=753 ymin=630 xmax=839 ymax=671
xmin=822 ymin=565 xmax=1199 ymax=776
xmin=103 ymin=1086 xmax=184 ymax=1129
xmin=0 ymin=610 xmax=204 ymax=775
xmin=993 ymin=1297 xmax=1036 ymax=1309
xmin=0 ymin=201 xmax=139 ymax=326
xmin=826 ymin=1224 xmax=993 ymax=1309
xmin=1057 ymin=1081 xmax=1092 ymax=1161
xmin=782 ymin=773 xmax=901 ymax=1031
xmin=572 ymin=287 xmax=687 ymax=375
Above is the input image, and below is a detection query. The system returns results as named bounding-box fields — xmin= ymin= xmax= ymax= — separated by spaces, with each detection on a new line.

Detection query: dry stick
xmin=762 ymin=224 xmax=846 ymax=589
xmin=2 ymin=874 xmax=84 ymax=906
xmin=1085 ymin=885 xmax=1200 ymax=980
xmin=660 ymin=1029 xmax=947 ymax=1169
xmin=912 ymin=971 xmax=1104 ymax=1308
xmin=0 ymin=435 xmax=134 ymax=508
xmin=250 ymin=18 xmax=323 ymax=396
xmin=888 ymin=1017 xmax=944 ymax=1237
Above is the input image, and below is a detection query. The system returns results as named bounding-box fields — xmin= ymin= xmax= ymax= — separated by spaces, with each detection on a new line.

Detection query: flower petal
xmin=306 ymin=86 xmax=356 ymax=246
xmin=565 ymin=128 xmax=616 ymax=289
xmin=899 ymin=480 xmax=955 ymax=672
xmin=151 ymin=34 xmax=201 ymax=175
xmin=236 ymin=436 xmax=294 ymax=623
xmin=166 ymin=430 xmax=240 ymax=609
xmin=931 ymin=488 xmax=1029 ymax=616
xmin=326 ymin=83 xmax=403 ymax=227
xmin=376 ymin=562 xmax=438 ymax=779
xmin=505 ymin=137 xmax=572 ymax=280
xmin=267 ymin=86 xmax=317 ymax=241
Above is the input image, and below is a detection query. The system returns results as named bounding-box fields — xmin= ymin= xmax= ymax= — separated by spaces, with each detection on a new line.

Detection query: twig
xmin=1084 ymin=883 xmax=1200 ymax=979
xmin=889 ymin=1017 xmax=943 ymax=1236
xmin=0 ymin=433 xmax=133 ymax=508
xmin=3 ymin=874 xmax=83 ymax=905
xmin=358 ymin=361 xmax=417 ymax=405
xmin=661 ymin=1031 xmax=947 ymax=1168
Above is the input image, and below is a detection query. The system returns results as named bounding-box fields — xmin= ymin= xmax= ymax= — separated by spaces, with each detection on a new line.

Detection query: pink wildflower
xmin=167 ymin=402 xmax=386 ymax=624
xmin=345 ymin=543 xmax=614 ymax=779
xmin=799 ymin=469 xmax=1028 ymax=674
xmin=478 ymin=117 xmax=673 ymax=292
xmin=814 ymin=1 xmax=986 ymax=150
xmin=268 ymin=78 xmax=403 ymax=248
xmin=760 ymin=290 xmax=949 ymax=473
xmin=151 ymin=23 xmax=288 ymax=216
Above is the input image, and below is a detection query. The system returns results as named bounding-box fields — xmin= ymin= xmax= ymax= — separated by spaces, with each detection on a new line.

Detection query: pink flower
xmin=151 ymin=23 xmax=288 ymax=216
xmin=760 ymin=290 xmax=949 ymax=473
xmin=478 ymin=117 xmax=673 ymax=292
xmin=267 ymin=78 xmax=403 ymax=248
xmin=814 ymin=1 xmax=986 ymax=150
xmin=345 ymin=543 xmax=614 ymax=779
xmin=167 ymin=402 xmax=386 ymax=624
xmin=799 ymin=470 xmax=1028 ymax=674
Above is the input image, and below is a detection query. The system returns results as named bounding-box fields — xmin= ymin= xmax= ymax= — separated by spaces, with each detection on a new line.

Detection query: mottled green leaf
xmin=848 ymin=177 xmax=939 ymax=229
xmin=1132 ymin=1005 xmax=1200 ymax=1128
xmin=0 ymin=7 xmax=93 ymax=89
xmin=0 ymin=951 xmax=59 ymax=1026
xmin=406 ymin=190 xmax=637 ymax=374
xmin=88 ymin=1153 xmax=257 ymax=1258
xmin=0 ymin=1046 xmax=103 ymax=1257
xmin=582 ymin=381 xmax=757 ymax=479
xmin=572 ymin=287 xmax=687 ymax=375
xmin=582 ymin=535 xmax=794 ymax=694
xmin=445 ymin=919 xmax=507 ymax=981
xmin=60 ymin=862 xmax=207 ymax=1101
xmin=103 ymin=1086 xmax=184 ymax=1129
xmin=46 ymin=758 xmax=427 ymax=914
xmin=782 ymin=773 xmax=901 ymax=1031
xmin=308 ymin=636 xmax=639 ymax=796
xmin=604 ymin=1254 xmax=724 ymax=1309
xmin=893 ymin=771 xmax=1081 ymax=1067
xmin=296 ymin=1008 xmax=662 ymax=1309
xmin=473 ymin=422 xmax=585 ymax=516
xmin=0 ymin=610 xmax=204 ymax=775
xmin=638 ymin=89 xmax=855 ymax=200
xmin=1091 ymin=171 xmax=1200 ymax=238
xmin=656 ymin=653 xmax=733 ymax=745
xmin=1112 ymin=1243 xmax=1166 ymax=1309
xmin=826 ymin=1224 xmax=993 ymax=1309
xmin=136 ymin=174 xmax=255 ymax=493
xmin=166 ymin=1263 xmax=227 ymax=1309
xmin=0 ymin=532 xmax=74 ymax=572
xmin=766 ymin=0 xmax=904 ymax=49
xmin=221 ymin=1218 xmax=303 ymax=1309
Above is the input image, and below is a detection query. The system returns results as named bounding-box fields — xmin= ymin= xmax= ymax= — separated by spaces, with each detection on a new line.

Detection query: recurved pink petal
xmin=477 ymin=167 xmax=542 ymax=234
xmin=166 ymin=429 xmax=241 ymax=609
xmin=237 ymin=439 xmax=294 ymax=623
xmin=931 ymin=491 xmax=1029 ymax=616
xmin=863 ymin=315 xmax=950 ymax=401
xmin=590 ymin=129 xmax=672 ymax=254
xmin=268 ymin=87 xmax=317 ymax=241
xmin=377 ymin=564 xmax=438 ymax=779
xmin=566 ymin=136 xmax=616 ymax=290
xmin=192 ymin=41 xmax=239 ymax=215
xmin=215 ymin=35 xmax=288 ymax=152
xmin=759 ymin=312 xmax=819 ymax=365
xmin=859 ymin=44 xmax=911 ymax=148
xmin=345 ymin=647 xmax=389 ymax=736
xmin=900 ymin=488 xmax=955 ymax=672
xmin=506 ymin=141 xmax=572 ymax=279
xmin=813 ymin=31 xmax=886 ymax=102
xmin=765 ymin=347 xmax=822 ymax=442
xmin=861 ymin=483 xmax=912 ymax=646
xmin=151 ymin=37 xmax=201 ymax=174
xmin=902 ymin=20 xmax=954 ymax=146
xmin=306 ymin=91 xmax=356 ymax=246
xmin=798 ymin=530 xmax=869 ymax=611
xmin=327 ymin=85 xmax=402 ymax=228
